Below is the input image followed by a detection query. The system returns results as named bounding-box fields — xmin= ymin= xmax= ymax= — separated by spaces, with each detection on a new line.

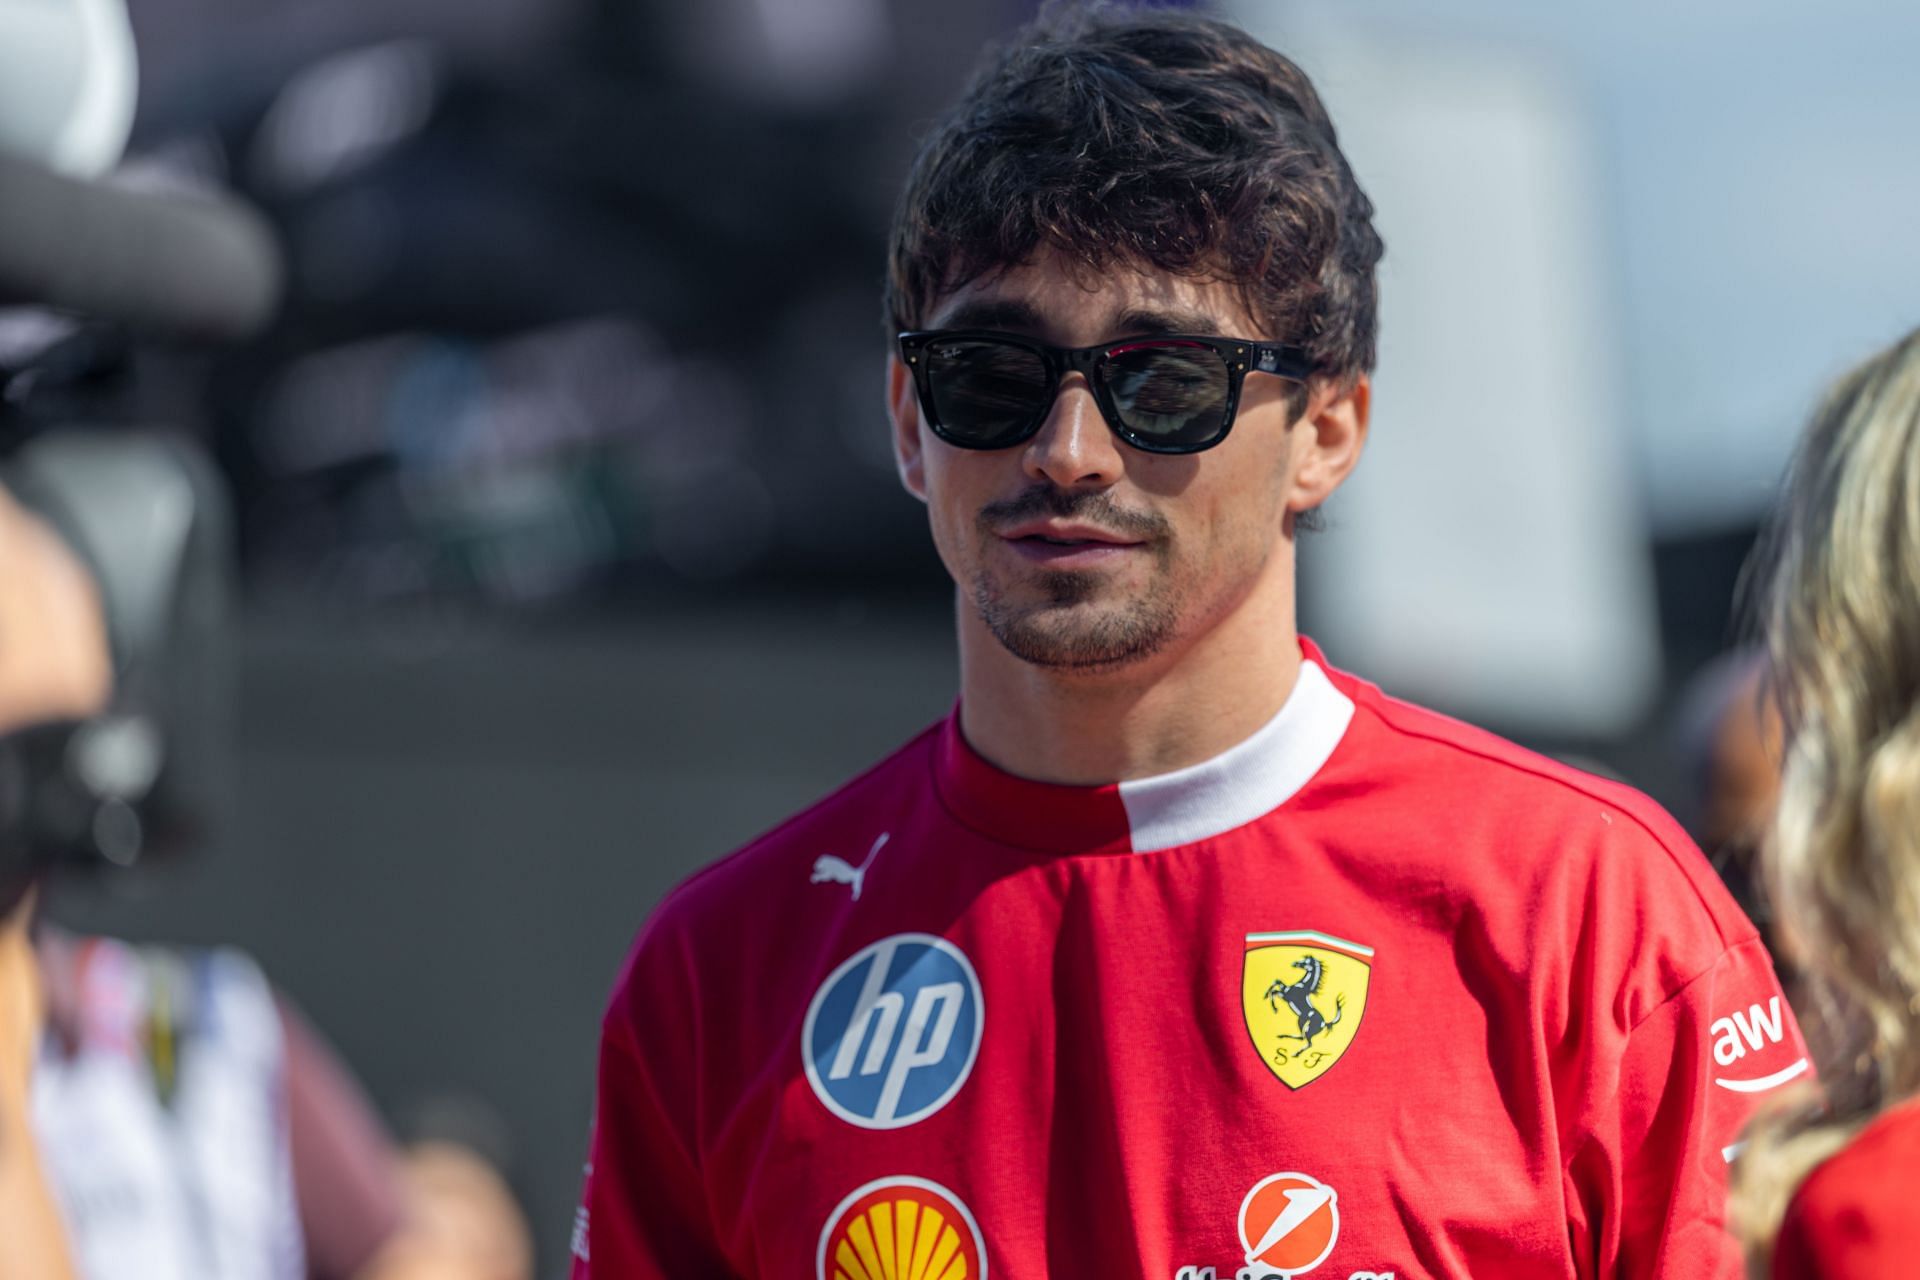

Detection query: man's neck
xmin=955 ymin=583 xmax=1304 ymax=787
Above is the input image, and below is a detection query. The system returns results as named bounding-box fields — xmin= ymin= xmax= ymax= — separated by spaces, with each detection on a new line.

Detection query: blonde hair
xmin=1733 ymin=326 xmax=1920 ymax=1272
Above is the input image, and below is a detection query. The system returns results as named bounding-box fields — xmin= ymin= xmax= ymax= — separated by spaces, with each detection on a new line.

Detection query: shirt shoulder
xmin=1315 ymin=656 xmax=1761 ymax=994
xmin=1334 ymin=661 xmax=1687 ymax=843
xmin=1776 ymin=1099 xmax=1920 ymax=1276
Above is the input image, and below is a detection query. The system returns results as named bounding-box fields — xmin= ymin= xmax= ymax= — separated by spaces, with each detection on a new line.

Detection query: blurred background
xmin=11 ymin=0 xmax=1919 ymax=1272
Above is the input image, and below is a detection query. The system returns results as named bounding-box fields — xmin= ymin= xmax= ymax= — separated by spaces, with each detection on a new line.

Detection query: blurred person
xmin=1732 ymin=327 xmax=1920 ymax=1277
xmin=3 ymin=2 xmax=527 ymax=1270
xmin=573 ymin=8 xmax=1804 ymax=1278
xmin=31 ymin=927 xmax=535 ymax=1280
xmin=0 ymin=458 xmax=534 ymax=1280
xmin=0 ymin=482 xmax=115 ymax=1280
xmin=1674 ymin=651 xmax=1786 ymax=952
xmin=1672 ymin=654 xmax=1806 ymax=1052
xmin=0 ymin=418 xmax=529 ymax=1280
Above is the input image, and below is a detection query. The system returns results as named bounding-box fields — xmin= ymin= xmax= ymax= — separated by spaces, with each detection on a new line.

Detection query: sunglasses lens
xmin=1102 ymin=342 xmax=1231 ymax=449
xmin=925 ymin=339 xmax=1050 ymax=447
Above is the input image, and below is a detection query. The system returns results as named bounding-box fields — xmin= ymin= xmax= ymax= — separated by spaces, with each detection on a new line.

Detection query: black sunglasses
xmin=897 ymin=330 xmax=1312 ymax=455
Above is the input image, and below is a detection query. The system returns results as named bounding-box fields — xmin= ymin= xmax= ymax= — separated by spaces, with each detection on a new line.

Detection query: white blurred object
xmin=0 ymin=0 xmax=137 ymax=175
xmin=251 ymin=41 xmax=442 ymax=195
xmin=1235 ymin=11 xmax=1661 ymax=735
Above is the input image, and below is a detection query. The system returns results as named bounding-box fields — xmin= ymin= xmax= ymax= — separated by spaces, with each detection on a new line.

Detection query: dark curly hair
xmin=885 ymin=6 xmax=1383 ymax=386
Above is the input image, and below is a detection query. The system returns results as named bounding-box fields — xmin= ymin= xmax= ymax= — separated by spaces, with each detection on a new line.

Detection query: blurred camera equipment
xmin=0 ymin=428 xmax=235 ymax=914
xmin=0 ymin=0 xmax=283 ymax=912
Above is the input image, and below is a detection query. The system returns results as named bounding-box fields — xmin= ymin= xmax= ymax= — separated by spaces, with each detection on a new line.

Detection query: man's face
xmin=888 ymin=252 xmax=1366 ymax=675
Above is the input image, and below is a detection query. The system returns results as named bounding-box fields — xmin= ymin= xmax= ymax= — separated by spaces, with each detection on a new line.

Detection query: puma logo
xmin=810 ymin=832 xmax=890 ymax=901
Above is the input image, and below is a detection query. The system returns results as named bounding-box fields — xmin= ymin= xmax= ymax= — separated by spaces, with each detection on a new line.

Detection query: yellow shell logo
xmin=816 ymin=1176 xmax=986 ymax=1280
xmin=1242 ymin=931 xmax=1373 ymax=1090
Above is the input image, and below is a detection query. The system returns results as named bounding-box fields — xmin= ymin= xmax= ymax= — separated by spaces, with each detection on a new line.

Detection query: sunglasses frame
xmin=897 ymin=329 xmax=1314 ymax=455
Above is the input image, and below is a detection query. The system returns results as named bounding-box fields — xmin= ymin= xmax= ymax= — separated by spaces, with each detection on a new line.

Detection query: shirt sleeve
xmin=570 ymin=934 xmax=738 ymax=1280
xmin=1565 ymin=936 xmax=1809 ymax=1279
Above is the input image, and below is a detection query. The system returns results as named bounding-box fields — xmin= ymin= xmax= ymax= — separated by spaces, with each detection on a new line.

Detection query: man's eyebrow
xmin=1111 ymin=307 xmax=1226 ymax=337
xmin=923 ymin=300 xmax=1233 ymax=338
xmin=928 ymin=298 xmax=1046 ymax=331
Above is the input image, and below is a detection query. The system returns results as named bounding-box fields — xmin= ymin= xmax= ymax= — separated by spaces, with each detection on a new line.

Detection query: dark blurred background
xmin=30 ymin=0 xmax=1920 ymax=1272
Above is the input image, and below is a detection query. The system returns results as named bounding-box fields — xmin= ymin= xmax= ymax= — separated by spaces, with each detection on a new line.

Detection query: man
xmin=1673 ymin=652 xmax=1782 ymax=945
xmin=572 ymin=10 xmax=1805 ymax=1278
xmin=0 ymin=447 xmax=530 ymax=1280
xmin=0 ymin=482 xmax=109 ymax=1280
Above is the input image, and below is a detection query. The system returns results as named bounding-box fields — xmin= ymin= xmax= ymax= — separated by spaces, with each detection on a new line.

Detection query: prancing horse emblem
xmin=1265 ymin=955 xmax=1345 ymax=1050
xmin=1242 ymin=931 xmax=1374 ymax=1090
xmin=810 ymin=832 xmax=889 ymax=901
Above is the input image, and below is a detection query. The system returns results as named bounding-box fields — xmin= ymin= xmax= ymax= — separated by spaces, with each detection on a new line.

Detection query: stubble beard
xmin=970 ymin=555 xmax=1183 ymax=672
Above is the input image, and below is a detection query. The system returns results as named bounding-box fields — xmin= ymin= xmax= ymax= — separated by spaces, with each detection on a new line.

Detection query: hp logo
xmin=802 ymin=933 xmax=983 ymax=1129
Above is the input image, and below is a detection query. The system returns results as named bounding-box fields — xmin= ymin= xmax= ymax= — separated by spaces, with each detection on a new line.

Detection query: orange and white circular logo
xmin=817 ymin=1175 xmax=986 ymax=1280
xmin=1238 ymin=1171 xmax=1339 ymax=1278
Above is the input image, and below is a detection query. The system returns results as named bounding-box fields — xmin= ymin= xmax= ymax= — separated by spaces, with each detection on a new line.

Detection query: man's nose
xmin=1021 ymin=373 xmax=1124 ymax=490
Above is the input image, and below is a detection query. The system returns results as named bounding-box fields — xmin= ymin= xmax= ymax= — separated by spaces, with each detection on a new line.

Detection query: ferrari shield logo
xmin=1242 ymin=931 xmax=1373 ymax=1090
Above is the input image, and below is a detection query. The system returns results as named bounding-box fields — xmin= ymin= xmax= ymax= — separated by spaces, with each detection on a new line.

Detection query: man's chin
xmin=977 ymin=596 xmax=1179 ymax=673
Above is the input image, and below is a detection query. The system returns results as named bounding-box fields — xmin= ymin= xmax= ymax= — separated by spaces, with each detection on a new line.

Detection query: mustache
xmin=977 ymin=486 xmax=1170 ymax=542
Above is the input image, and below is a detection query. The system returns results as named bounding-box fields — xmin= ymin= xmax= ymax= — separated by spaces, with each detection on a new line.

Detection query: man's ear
xmin=888 ymin=356 xmax=928 ymax=503
xmin=1287 ymin=374 xmax=1370 ymax=515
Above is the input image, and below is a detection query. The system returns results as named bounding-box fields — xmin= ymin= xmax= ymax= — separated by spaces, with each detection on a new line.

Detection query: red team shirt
xmin=1770 ymin=1095 xmax=1920 ymax=1279
xmin=573 ymin=640 xmax=1808 ymax=1280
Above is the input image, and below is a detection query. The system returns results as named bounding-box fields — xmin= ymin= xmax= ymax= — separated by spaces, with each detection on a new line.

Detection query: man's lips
xmin=995 ymin=520 xmax=1148 ymax=567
